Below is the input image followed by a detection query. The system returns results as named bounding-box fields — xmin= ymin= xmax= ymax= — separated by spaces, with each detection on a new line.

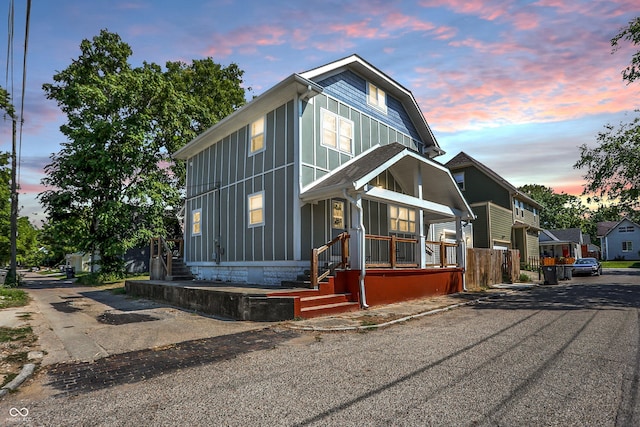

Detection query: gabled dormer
xmin=299 ymin=54 xmax=443 ymax=159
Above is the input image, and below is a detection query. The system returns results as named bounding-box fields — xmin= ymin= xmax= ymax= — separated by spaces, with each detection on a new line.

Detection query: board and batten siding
xmin=299 ymin=92 xmax=422 ymax=188
xmin=318 ymin=70 xmax=422 ymax=142
xmin=184 ymin=101 xmax=295 ymax=264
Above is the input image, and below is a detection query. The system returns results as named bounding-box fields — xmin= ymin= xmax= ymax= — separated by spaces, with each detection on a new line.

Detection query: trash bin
xmin=65 ymin=267 xmax=75 ymax=279
xmin=563 ymin=265 xmax=573 ymax=280
xmin=556 ymin=265 xmax=565 ymax=280
xmin=543 ymin=265 xmax=558 ymax=285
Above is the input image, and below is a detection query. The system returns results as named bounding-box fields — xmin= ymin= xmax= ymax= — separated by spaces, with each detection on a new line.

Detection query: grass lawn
xmin=74 ymin=272 xmax=150 ymax=288
xmin=601 ymin=260 xmax=640 ymax=269
xmin=0 ymin=287 xmax=29 ymax=309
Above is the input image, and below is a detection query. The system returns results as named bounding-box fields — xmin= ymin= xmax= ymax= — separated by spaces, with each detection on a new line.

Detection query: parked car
xmin=572 ymin=258 xmax=602 ymax=276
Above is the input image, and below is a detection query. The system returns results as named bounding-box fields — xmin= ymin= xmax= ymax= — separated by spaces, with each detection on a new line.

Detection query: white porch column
xmin=455 ymin=216 xmax=465 ymax=268
xmin=344 ymin=190 xmax=368 ymax=307
xmin=415 ymin=164 xmax=426 ymax=268
xmin=349 ymin=196 xmax=363 ymax=269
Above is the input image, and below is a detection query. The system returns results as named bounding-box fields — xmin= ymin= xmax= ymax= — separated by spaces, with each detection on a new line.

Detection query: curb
xmin=0 ymin=363 xmax=35 ymax=398
xmin=286 ymin=292 xmax=508 ymax=332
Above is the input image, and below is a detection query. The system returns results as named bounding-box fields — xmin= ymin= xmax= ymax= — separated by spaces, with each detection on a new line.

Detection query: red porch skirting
xmin=335 ymin=268 xmax=464 ymax=307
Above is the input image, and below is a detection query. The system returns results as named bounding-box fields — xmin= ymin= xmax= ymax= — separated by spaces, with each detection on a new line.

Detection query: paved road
xmin=3 ymin=270 xmax=640 ymax=426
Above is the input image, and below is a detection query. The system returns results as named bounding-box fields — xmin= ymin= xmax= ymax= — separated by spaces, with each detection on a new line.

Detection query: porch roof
xmin=300 ymin=143 xmax=475 ymax=222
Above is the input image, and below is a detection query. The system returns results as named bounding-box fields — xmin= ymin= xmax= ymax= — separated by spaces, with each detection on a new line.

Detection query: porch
xmin=137 ymin=233 xmax=464 ymax=320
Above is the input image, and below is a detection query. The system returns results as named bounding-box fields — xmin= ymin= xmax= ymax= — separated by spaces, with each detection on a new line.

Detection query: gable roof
xmin=175 ymin=54 xmax=444 ymax=160
xmin=597 ymin=217 xmax=640 ymax=237
xmin=300 ymin=143 xmax=474 ymax=222
xmin=300 ymin=54 xmax=442 ymax=157
xmin=174 ymin=74 xmax=324 ymax=159
xmin=549 ymin=228 xmax=583 ymax=244
xmin=445 ymin=151 xmax=542 ymax=209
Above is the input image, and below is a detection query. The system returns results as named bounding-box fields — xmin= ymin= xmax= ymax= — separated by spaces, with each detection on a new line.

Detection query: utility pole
xmin=7 ymin=117 xmax=18 ymax=286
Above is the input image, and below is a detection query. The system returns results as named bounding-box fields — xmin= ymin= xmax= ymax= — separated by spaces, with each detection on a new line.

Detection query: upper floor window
xmin=453 ymin=172 xmax=465 ymax=190
xmin=367 ymin=82 xmax=387 ymax=113
xmin=321 ymin=109 xmax=353 ymax=153
xmin=514 ymin=200 xmax=524 ymax=217
xmin=248 ymin=192 xmax=264 ymax=227
xmin=389 ymin=205 xmax=415 ymax=233
xmin=619 ymin=226 xmax=635 ymax=233
xmin=250 ymin=116 xmax=265 ymax=154
xmin=191 ymin=209 xmax=202 ymax=236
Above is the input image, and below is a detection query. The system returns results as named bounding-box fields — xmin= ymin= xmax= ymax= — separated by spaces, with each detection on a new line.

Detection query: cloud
xmin=204 ymin=25 xmax=288 ymax=57
xmin=419 ymin=0 xmax=511 ymax=21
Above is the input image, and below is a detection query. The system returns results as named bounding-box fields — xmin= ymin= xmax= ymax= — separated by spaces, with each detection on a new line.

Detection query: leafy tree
xmin=519 ymin=184 xmax=588 ymax=230
xmin=612 ymin=16 xmax=640 ymax=84
xmin=574 ymin=17 xmax=640 ymax=213
xmin=0 ymin=152 xmax=10 ymax=266
xmin=40 ymin=29 xmax=247 ymax=277
xmin=0 ymin=86 xmax=14 ymax=267
xmin=16 ymin=217 xmax=41 ymax=267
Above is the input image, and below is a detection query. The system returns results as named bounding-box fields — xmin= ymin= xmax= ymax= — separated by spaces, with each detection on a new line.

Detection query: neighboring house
xmin=598 ymin=217 xmax=640 ymax=260
xmin=65 ymin=247 xmax=149 ymax=273
xmin=445 ymin=152 xmax=542 ymax=264
xmin=173 ymin=54 xmax=474 ymax=299
xmin=581 ymin=235 xmax=601 ymax=259
xmin=539 ymin=228 xmax=585 ymax=260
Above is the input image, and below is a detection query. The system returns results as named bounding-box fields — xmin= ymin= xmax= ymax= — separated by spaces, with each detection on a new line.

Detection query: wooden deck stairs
xmin=274 ymin=274 xmax=359 ymax=319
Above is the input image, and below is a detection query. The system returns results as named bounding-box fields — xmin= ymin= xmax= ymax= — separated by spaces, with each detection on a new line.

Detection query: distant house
xmin=539 ymin=228 xmax=585 ymax=260
xmin=445 ymin=152 xmax=542 ymax=264
xmin=171 ymin=54 xmax=474 ymax=309
xmin=598 ymin=218 xmax=640 ymax=260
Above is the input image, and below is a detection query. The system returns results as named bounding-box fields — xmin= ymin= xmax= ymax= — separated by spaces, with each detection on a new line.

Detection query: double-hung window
xmin=250 ymin=116 xmax=265 ymax=154
xmin=248 ymin=192 xmax=264 ymax=227
xmin=367 ymin=82 xmax=387 ymax=113
xmin=623 ymin=241 xmax=633 ymax=252
xmin=191 ymin=209 xmax=202 ymax=236
xmin=389 ymin=205 xmax=415 ymax=233
xmin=321 ymin=109 xmax=353 ymax=153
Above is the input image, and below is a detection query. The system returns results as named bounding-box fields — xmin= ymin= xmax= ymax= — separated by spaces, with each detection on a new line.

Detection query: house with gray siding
xmin=598 ymin=217 xmax=640 ymax=260
xmin=173 ymin=55 xmax=474 ymax=301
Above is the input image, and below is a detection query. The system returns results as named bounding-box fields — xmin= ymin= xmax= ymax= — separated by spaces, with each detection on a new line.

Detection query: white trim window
xmin=389 ymin=205 xmax=415 ymax=233
xmin=367 ymin=82 xmax=387 ymax=113
xmin=321 ymin=108 xmax=353 ymax=153
xmin=453 ymin=172 xmax=465 ymax=190
xmin=191 ymin=209 xmax=202 ymax=236
xmin=250 ymin=116 xmax=265 ymax=154
xmin=332 ymin=200 xmax=345 ymax=229
xmin=248 ymin=191 xmax=265 ymax=227
xmin=623 ymin=241 xmax=633 ymax=252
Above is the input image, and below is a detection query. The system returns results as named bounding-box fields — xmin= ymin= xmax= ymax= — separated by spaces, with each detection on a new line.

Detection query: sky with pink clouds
xmin=0 ymin=0 xmax=638 ymax=226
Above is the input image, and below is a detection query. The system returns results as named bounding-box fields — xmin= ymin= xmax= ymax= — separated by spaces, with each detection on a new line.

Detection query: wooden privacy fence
xmin=466 ymin=248 xmax=520 ymax=290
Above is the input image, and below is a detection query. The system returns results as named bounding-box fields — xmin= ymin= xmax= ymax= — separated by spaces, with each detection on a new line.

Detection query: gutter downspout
xmin=343 ymin=189 xmax=368 ymax=308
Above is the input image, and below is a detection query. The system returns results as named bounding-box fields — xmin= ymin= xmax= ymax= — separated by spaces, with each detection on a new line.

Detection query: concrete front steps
xmin=166 ymin=257 xmax=194 ymax=281
xmin=273 ymin=276 xmax=360 ymax=319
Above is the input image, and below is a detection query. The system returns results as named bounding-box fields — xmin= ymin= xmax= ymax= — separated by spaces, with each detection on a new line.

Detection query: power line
xmin=17 ymin=0 xmax=31 ymax=184
xmin=5 ymin=0 xmax=13 ymax=99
